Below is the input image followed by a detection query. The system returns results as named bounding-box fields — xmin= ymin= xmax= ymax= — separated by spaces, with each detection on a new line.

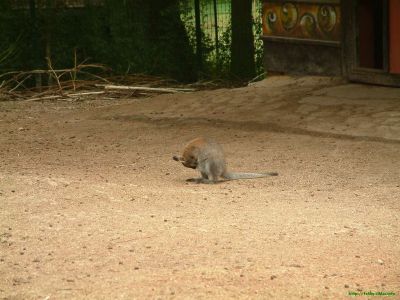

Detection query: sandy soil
xmin=0 ymin=76 xmax=399 ymax=299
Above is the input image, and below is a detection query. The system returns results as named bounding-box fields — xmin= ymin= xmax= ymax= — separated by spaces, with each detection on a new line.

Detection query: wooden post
xmin=231 ymin=0 xmax=255 ymax=79
xmin=213 ymin=0 xmax=219 ymax=66
xmin=389 ymin=0 xmax=400 ymax=73
xmin=194 ymin=0 xmax=202 ymax=71
xmin=29 ymin=0 xmax=42 ymax=90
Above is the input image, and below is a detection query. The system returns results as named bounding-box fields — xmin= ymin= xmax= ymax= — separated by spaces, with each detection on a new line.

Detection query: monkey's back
xmin=183 ymin=137 xmax=227 ymax=176
xmin=182 ymin=137 xmax=208 ymax=158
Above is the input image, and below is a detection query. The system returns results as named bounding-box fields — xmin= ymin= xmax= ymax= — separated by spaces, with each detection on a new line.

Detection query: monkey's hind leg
xmin=186 ymin=171 xmax=217 ymax=184
xmin=186 ymin=177 xmax=205 ymax=183
xmin=186 ymin=171 xmax=207 ymax=183
xmin=186 ymin=178 xmax=216 ymax=184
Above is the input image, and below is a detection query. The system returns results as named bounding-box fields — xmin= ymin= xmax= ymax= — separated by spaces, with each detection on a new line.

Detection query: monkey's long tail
xmin=222 ymin=172 xmax=278 ymax=180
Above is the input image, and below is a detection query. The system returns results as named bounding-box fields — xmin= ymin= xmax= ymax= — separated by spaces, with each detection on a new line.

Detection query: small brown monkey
xmin=173 ymin=137 xmax=278 ymax=184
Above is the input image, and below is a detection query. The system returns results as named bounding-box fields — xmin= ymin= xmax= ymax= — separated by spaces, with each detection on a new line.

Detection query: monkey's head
xmin=172 ymin=154 xmax=198 ymax=169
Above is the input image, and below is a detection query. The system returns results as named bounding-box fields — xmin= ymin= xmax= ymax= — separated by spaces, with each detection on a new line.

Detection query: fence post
xmin=194 ymin=0 xmax=202 ymax=71
xmin=231 ymin=0 xmax=255 ymax=79
xmin=29 ymin=0 xmax=42 ymax=90
xmin=213 ymin=0 xmax=219 ymax=66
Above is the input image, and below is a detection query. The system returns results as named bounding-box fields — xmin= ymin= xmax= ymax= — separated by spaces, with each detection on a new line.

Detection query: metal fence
xmin=0 ymin=0 xmax=264 ymax=85
xmin=180 ymin=0 xmax=264 ymax=76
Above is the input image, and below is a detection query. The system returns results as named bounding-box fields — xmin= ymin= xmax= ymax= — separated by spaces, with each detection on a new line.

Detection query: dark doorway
xmin=356 ymin=0 xmax=384 ymax=69
xmin=389 ymin=0 xmax=400 ymax=74
xmin=343 ymin=0 xmax=400 ymax=86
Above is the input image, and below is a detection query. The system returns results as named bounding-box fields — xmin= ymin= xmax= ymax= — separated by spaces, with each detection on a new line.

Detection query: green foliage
xmin=0 ymin=38 xmax=20 ymax=67
xmin=253 ymin=4 xmax=265 ymax=76
xmin=0 ymin=1 xmax=29 ymax=71
xmin=0 ymin=0 xmax=197 ymax=82
xmin=180 ymin=0 xmax=263 ymax=80
xmin=0 ymin=0 xmax=264 ymax=83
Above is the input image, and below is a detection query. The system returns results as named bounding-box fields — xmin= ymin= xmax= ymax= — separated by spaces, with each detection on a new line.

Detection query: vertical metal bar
xmin=213 ymin=0 xmax=219 ymax=65
xmin=354 ymin=0 xmax=360 ymax=68
xmin=29 ymin=0 xmax=35 ymax=18
xmin=382 ymin=0 xmax=389 ymax=72
xmin=29 ymin=0 xmax=42 ymax=89
xmin=194 ymin=0 xmax=202 ymax=71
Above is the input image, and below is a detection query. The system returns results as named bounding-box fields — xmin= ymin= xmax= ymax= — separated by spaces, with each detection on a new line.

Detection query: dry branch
xmin=0 ymin=61 xmax=110 ymax=94
xmin=46 ymin=57 xmax=64 ymax=95
xmin=0 ymin=64 xmax=107 ymax=79
xmin=22 ymin=91 xmax=106 ymax=102
xmin=97 ymin=84 xmax=195 ymax=93
xmin=9 ymin=75 xmax=32 ymax=92
xmin=0 ymin=59 xmax=198 ymax=102
xmin=67 ymin=91 xmax=105 ymax=97
xmin=23 ymin=95 xmax=63 ymax=102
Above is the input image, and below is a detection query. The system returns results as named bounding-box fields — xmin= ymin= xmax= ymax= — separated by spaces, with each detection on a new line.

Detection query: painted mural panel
xmin=262 ymin=2 xmax=341 ymax=41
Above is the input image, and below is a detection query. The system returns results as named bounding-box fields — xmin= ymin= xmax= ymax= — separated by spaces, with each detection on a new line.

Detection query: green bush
xmin=0 ymin=0 xmax=197 ymax=82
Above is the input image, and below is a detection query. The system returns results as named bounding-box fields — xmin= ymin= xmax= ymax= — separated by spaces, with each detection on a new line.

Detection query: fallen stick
xmin=23 ymin=91 xmax=106 ymax=102
xmin=23 ymin=95 xmax=63 ymax=102
xmin=46 ymin=57 xmax=64 ymax=95
xmin=96 ymin=84 xmax=195 ymax=93
xmin=115 ymin=163 xmax=136 ymax=168
xmin=0 ymin=63 xmax=107 ymax=80
xmin=67 ymin=91 xmax=105 ymax=97
xmin=9 ymin=75 xmax=32 ymax=92
xmin=247 ymin=72 xmax=267 ymax=85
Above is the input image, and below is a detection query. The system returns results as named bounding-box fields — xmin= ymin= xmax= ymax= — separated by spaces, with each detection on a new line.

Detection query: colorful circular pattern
xmin=299 ymin=13 xmax=316 ymax=38
xmin=280 ymin=3 xmax=298 ymax=31
xmin=317 ymin=5 xmax=337 ymax=33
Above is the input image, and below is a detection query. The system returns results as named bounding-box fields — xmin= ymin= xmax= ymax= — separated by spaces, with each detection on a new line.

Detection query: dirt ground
xmin=0 ymin=76 xmax=399 ymax=299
